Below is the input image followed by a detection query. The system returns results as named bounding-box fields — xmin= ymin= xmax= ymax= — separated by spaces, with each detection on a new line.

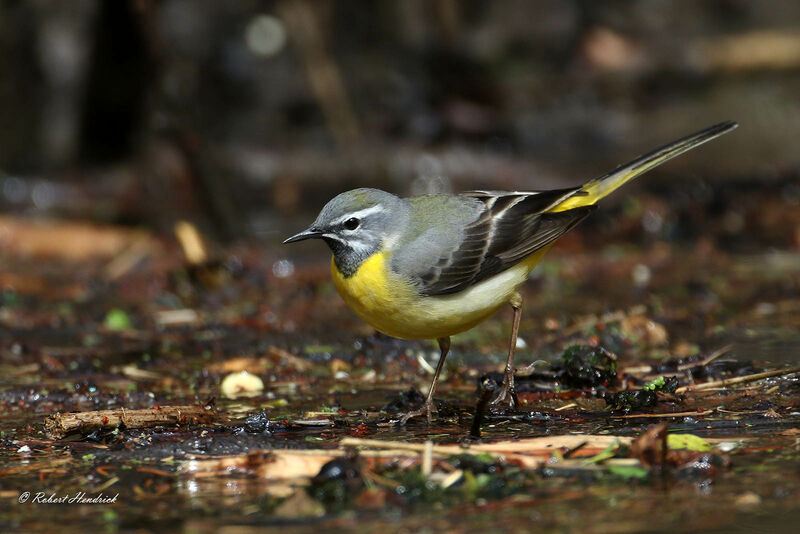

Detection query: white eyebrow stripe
xmin=331 ymin=205 xmax=385 ymax=225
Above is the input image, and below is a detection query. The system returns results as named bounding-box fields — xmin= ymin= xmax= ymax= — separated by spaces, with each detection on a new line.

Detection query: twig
xmin=622 ymin=345 xmax=732 ymax=376
xmin=676 ymin=345 xmax=731 ymax=371
xmin=716 ymin=408 xmax=766 ymax=416
xmin=0 ymin=363 xmax=40 ymax=377
xmin=416 ymin=353 xmax=437 ymax=375
xmin=339 ymin=438 xmax=440 ymax=454
xmin=121 ymin=365 xmax=163 ymax=380
xmin=620 ymin=364 xmax=653 ymax=375
xmin=45 ymin=405 xmax=216 ymax=439
xmin=186 ymin=435 xmax=645 ymax=481
xmin=339 ymin=435 xmax=630 ymax=456
xmin=674 ymin=366 xmax=800 ymax=394
xmin=104 ymin=235 xmax=154 ymax=279
xmin=92 ymin=476 xmax=119 ymax=493
xmin=154 ymin=309 xmax=199 ymax=326
xmin=0 ymin=457 xmax=73 ymax=476
xmin=136 ymin=467 xmax=174 ymax=477
xmin=439 ymin=469 xmax=464 ymax=489
xmin=174 ymin=220 xmax=208 ymax=265
xmin=362 ymin=468 xmax=402 ymax=488
xmin=614 ymin=409 xmax=717 ymax=419
xmin=470 ymin=376 xmax=496 ymax=438
xmin=422 ymin=441 xmax=434 ymax=476
xmin=555 ymin=402 xmax=578 ymax=412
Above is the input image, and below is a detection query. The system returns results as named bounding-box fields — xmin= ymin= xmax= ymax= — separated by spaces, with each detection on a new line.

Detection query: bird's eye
xmin=344 ymin=217 xmax=360 ymax=230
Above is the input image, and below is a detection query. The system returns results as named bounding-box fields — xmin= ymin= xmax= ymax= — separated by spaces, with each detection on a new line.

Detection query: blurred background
xmin=1 ymin=0 xmax=799 ymax=249
xmin=1 ymin=0 xmax=799 ymax=362
xmin=3 ymin=5 xmax=800 ymax=530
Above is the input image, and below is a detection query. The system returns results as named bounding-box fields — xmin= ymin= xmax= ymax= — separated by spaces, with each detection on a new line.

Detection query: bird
xmin=284 ymin=121 xmax=738 ymax=423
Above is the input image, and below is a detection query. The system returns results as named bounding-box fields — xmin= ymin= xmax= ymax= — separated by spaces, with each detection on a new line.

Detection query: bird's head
xmin=284 ymin=188 xmax=408 ymax=277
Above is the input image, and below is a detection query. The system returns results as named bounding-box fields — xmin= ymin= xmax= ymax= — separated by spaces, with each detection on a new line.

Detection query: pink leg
xmin=400 ymin=336 xmax=450 ymax=424
xmin=491 ymin=292 xmax=522 ymax=407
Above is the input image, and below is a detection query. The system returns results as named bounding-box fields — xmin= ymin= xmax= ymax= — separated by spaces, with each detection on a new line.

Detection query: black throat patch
xmin=324 ymin=237 xmax=374 ymax=278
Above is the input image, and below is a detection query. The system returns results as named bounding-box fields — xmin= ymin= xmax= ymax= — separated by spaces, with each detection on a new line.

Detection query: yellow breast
xmin=330 ymin=248 xmax=550 ymax=340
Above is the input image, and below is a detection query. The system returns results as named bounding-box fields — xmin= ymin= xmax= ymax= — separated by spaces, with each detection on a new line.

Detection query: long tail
xmin=551 ymin=121 xmax=738 ymax=212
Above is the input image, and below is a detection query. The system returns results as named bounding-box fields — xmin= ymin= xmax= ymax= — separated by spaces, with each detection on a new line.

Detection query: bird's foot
xmin=489 ymin=375 xmax=519 ymax=409
xmin=399 ymin=401 xmax=435 ymax=425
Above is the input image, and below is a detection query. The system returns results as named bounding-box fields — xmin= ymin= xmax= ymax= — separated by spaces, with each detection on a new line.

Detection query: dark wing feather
xmin=416 ymin=187 xmax=594 ymax=296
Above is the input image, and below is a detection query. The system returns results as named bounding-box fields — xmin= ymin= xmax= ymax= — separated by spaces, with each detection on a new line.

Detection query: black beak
xmin=283 ymin=227 xmax=323 ymax=244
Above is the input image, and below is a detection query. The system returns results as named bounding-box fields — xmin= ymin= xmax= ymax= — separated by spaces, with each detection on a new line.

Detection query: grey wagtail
xmin=284 ymin=121 xmax=737 ymax=422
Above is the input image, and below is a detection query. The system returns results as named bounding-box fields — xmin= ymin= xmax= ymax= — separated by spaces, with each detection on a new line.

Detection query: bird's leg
xmin=491 ymin=292 xmax=522 ymax=407
xmin=400 ymin=336 xmax=450 ymax=425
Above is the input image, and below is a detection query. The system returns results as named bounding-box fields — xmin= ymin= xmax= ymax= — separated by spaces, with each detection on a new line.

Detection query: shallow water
xmin=2 ymin=182 xmax=800 ymax=532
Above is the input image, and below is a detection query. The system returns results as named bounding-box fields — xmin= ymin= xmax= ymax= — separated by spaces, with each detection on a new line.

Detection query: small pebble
xmin=735 ymin=492 xmax=761 ymax=507
xmin=220 ymin=371 xmax=264 ymax=398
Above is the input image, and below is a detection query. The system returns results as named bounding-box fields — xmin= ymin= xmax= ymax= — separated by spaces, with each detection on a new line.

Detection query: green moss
xmin=104 ymin=308 xmax=132 ymax=331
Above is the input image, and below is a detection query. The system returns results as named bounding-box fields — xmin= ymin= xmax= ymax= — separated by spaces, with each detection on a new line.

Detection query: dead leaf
xmin=354 ymin=488 xmax=387 ymax=510
xmin=619 ymin=315 xmax=668 ymax=346
xmin=182 ymin=450 xmax=337 ymax=481
xmin=630 ymin=423 xmax=668 ymax=467
xmin=0 ymin=215 xmax=157 ymax=261
xmin=273 ymin=490 xmax=325 ymax=518
xmin=268 ymin=346 xmax=313 ymax=372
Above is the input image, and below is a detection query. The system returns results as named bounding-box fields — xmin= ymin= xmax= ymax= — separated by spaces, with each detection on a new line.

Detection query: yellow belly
xmin=330 ymin=248 xmax=549 ymax=340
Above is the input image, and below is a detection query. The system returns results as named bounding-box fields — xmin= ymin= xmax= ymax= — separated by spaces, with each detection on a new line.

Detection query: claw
xmin=489 ymin=381 xmax=519 ymax=408
xmin=399 ymin=402 xmax=435 ymax=425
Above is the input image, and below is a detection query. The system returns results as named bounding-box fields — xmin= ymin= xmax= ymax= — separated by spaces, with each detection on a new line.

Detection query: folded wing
xmin=404 ymin=188 xmax=594 ymax=296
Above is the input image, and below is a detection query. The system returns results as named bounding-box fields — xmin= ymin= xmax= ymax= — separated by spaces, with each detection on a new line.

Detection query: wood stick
xmin=339 ymin=437 xmax=435 ymax=453
xmin=183 ymin=436 xmax=629 ymax=480
xmin=422 ymin=441 xmax=434 ymax=476
xmin=268 ymin=345 xmax=313 ymax=371
xmin=613 ymin=410 xmax=717 ymax=419
xmin=674 ymin=365 xmax=800 ymax=394
xmin=45 ymin=405 xmax=216 ymax=439
xmin=555 ymin=402 xmax=578 ymax=412
xmin=676 ymin=345 xmax=731 ymax=371
xmin=174 ymin=220 xmax=208 ymax=265
xmin=622 ymin=345 xmax=731 ymax=376
xmin=339 ymin=435 xmax=630 ymax=456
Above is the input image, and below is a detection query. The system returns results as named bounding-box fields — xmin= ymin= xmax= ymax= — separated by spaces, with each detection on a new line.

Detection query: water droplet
xmin=272 ymin=259 xmax=295 ymax=278
xmin=632 ymin=263 xmax=651 ymax=286
xmin=2 ymin=177 xmax=27 ymax=203
xmin=641 ymin=210 xmax=663 ymax=233
xmin=32 ymin=182 xmax=56 ymax=210
xmin=245 ymin=15 xmax=286 ymax=57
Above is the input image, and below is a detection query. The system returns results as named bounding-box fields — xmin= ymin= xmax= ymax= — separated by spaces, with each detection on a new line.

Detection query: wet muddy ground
xmin=1 ymin=178 xmax=800 ymax=532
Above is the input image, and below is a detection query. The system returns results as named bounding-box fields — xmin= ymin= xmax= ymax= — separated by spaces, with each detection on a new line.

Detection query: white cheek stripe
xmin=347 ymin=239 xmax=373 ymax=254
xmin=321 ymin=233 xmax=346 ymax=243
xmin=331 ymin=205 xmax=385 ymax=226
xmin=322 ymin=233 xmax=372 ymax=253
